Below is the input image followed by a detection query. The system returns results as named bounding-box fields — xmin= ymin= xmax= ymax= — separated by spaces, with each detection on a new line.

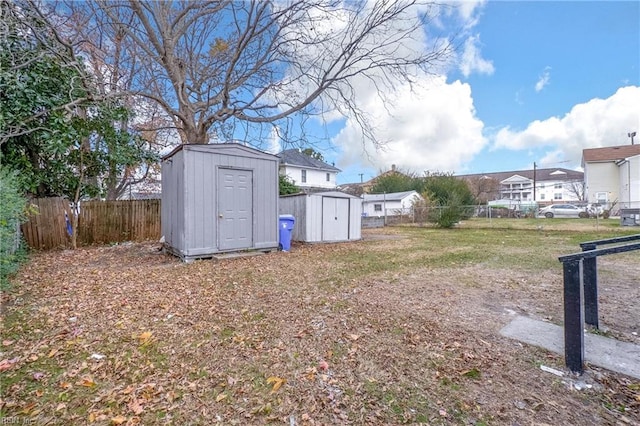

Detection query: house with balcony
xmin=457 ymin=168 xmax=584 ymax=205
xmin=277 ymin=149 xmax=341 ymax=191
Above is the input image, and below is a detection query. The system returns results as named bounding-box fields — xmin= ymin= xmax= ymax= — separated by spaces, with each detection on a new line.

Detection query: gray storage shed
xmin=162 ymin=143 xmax=279 ymax=260
xmin=279 ymin=191 xmax=361 ymax=243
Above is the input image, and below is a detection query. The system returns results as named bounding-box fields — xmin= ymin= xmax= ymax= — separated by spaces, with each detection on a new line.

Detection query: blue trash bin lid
xmin=279 ymin=214 xmax=295 ymax=222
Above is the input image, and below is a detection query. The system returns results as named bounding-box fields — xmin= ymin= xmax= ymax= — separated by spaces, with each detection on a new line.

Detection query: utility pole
xmin=533 ymin=162 xmax=537 ymax=202
xmin=359 ymin=173 xmax=364 ymax=183
xmin=628 ymin=131 xmax=636 ymax=145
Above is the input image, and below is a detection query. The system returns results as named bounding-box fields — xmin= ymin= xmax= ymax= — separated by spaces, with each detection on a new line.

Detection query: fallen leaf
xmin=21 ymin=402 xmax=36 ymax=414
xmin=165 ymin=390 xmax=177 ymax=403
xmin=32 ymin=372 xmax=45 ymax=380
xmin=266 ymin=376 xmax=286 ymax=392
xmin=2 ymin=340 xmax=15 ymax=346
xmin=59 ymin=381 xmax=72 ymax=389
xmin=48 ymin=348 xmax=59 ymax=358
xmin=128 ymin=399 xmax=144 ymax=415
xmin=138 ymin=331 xmax=153 ymax=345
xmin=56 ymin=403 xmax=66 ymax=412
xmin=215 ymin=393 xmax=227 ymax=402
xmin=79 ymin=377 xmax=96 ymax=387
xmin=111 ymin=415 xmax=127 ymax=425
xmin=318 ymin=360 xmax=329 ymax=371
xmin=0 ymin=358 xmax=17 ymax=372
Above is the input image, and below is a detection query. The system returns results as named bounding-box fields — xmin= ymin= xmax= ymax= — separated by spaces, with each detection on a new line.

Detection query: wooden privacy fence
xmin=21 ymin=198 xmax=161 ymax=250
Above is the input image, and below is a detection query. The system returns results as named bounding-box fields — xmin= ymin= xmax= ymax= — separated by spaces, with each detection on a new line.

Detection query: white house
xmin=362 ymin=191 xmax=422 ymax=217
xmin=278 ymin=149 xmax=340 ymax=191
xmin=583 ymin=144 xmax=640 ymax=210
xmin=457 ymin=168 xmax=584 ymax=205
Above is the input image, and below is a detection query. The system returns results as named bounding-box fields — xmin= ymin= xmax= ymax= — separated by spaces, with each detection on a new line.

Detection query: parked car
xmin=538 ymin=204 xmax=588 ymax=218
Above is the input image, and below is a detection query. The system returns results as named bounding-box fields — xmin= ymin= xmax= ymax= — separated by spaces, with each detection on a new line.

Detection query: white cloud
xmin=459 ymin=35 xmax=494 ymax=77
xmin=266 ymin=0 xmax=489 ymax=174
xmin=494 ymin=86 xmax=640 ymax=163
xmin=441 ymin=0 xmax=487 ymax=28
xmin=334 ymin=75 xmax=487 ymax=174
xmin=535 ymin=66 xmax=551 ymax=92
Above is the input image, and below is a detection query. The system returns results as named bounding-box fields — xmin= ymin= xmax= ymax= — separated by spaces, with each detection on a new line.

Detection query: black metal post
xmin=563 ymin=259 xmax=584 ymax=374
xmin=581 ymin=243 xmax=599 ymax=329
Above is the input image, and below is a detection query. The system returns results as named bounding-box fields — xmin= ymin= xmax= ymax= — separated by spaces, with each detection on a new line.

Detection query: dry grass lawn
xmin=1 ymin=221 xmax=639 ymax=425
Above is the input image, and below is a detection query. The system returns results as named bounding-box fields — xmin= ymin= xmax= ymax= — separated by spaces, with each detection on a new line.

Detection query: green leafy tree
xmin=370 ymin=169 xmax=424 ymax=194
xmin=422 ymin=173 xmax=476 ymax=228
xmin=0 ymin=1 xmax=157 ymax=247
xmin=279 ymin=174 xmax=299 ymax=196
xmin=0 ymin=167 xmax=28 ymax=288
xmin=301 ymin=148 xmax=324 ymax=162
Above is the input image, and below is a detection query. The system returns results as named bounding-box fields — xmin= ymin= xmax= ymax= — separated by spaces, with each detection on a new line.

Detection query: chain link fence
xmin=369 ymin=201 xmax=640 ymax=227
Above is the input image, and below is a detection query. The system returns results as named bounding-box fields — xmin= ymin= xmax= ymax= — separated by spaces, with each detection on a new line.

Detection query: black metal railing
xmin=558 ymin=234 xmax=640 ymax=374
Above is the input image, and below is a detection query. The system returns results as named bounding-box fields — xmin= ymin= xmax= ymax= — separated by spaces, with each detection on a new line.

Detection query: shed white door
xmin=322 ymin=197 xmax=349 ymax=241
xmin=218 ymin=168 xmax=253 ymax=250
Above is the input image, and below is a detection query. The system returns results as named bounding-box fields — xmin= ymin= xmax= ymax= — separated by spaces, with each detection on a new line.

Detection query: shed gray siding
xmin=279 ymin=191 xmax=361 ymax=243
xmin=162 ymin=144 xmax=279 ymax=260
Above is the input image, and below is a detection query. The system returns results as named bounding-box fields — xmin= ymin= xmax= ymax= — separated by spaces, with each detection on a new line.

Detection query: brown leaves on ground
xmin=1 ymin=230 xmax=639 ymax=425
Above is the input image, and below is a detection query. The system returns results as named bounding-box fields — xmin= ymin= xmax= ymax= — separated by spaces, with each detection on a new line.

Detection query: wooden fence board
xmin=21 ymin=198 xmax=161 ymax=250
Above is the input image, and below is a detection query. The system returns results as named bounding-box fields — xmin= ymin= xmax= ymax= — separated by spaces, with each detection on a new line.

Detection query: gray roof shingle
xmin=278 ymin=149 xmax=341 ymax=172
xmin=456 ymin=167 xmax=583 ymax=183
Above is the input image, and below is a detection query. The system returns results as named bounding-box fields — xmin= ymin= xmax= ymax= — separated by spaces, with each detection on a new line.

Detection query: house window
xmin=554 ymin=193 xmax=562 ymax=200
xmin=374 ymin=204 xmax=382 ymax=212
xmin=540 ymin=193 xmax=546 ymax=200
xmin=326 ymin=173 xmax=330 ymax=182
xmin=554 ymin=183 xmax=562 ymax=189
xmin=596 ymin=192 xmax=608 ymax=203
xmin=301 ymin=170 xmax=307 ymax=183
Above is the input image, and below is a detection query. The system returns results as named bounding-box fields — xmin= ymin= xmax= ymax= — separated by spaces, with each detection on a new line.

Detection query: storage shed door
xmin=322 ymin=197 xmax=349 ymax=241
xmin=218 ymin=168 xmax=253 ymax=250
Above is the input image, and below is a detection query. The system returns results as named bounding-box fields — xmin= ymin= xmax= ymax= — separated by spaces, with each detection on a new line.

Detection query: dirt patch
xmin=1 ymin=229 xmax=638 ymax=425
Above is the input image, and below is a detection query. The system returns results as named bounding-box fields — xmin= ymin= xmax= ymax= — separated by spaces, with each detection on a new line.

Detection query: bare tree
xmin=464 ymin=176 xmax=500 ymax=204
xmin=567 ymin=180 xmax=586 ymax=202
xmin=81 ymin=0 xmax=454 ymax=147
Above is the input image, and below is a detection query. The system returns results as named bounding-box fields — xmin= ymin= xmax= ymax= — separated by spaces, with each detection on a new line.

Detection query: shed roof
xmin=280 ymin=190 xmax=359 ymax=199
xmin=582 ymin=145 xmax=640 ymax=163
xmin=363 ymin=190 xmax=419 ymax=202
xmin=162 ymin=143 xmax=278 ymax=161
xmin=278 ymin=149 xmax=341 ymax=172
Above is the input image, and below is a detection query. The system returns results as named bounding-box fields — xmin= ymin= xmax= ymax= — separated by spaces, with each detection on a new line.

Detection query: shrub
xmin=279 ymin=174 xmax=299 ymax=195
xmin=423 ymin=175 xmax=476 ymax=228
xmin=0 ymin=167 xmax=28 ymax=288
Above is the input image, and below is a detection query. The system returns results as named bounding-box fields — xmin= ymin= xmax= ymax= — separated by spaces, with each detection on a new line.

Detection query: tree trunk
xmin=183 ymin=124 xmax=209 ymax=144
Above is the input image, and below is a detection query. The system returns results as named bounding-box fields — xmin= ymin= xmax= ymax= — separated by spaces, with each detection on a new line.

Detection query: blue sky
xmin=313 ymin=1 xmax=640 ymax=185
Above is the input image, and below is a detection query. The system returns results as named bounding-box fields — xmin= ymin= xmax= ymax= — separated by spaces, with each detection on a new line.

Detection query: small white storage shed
xmin=162 ymin=143 xmax=279 ymax=261
xmin=279 ymin=191 xmax=361 ymax=243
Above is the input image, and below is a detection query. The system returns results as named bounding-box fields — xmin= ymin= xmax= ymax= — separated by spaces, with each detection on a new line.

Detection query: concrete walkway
xmin=500 ymin=316 xmax=640 ymax=379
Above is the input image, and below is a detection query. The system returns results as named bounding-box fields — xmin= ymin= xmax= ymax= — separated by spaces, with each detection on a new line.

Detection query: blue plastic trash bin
xmin=278 ymin=214 xmax=295 ymax=251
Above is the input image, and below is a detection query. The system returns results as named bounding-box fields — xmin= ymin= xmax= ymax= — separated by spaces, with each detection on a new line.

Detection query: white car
xmin=539 ymin=204 xmax=588 ymax=218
